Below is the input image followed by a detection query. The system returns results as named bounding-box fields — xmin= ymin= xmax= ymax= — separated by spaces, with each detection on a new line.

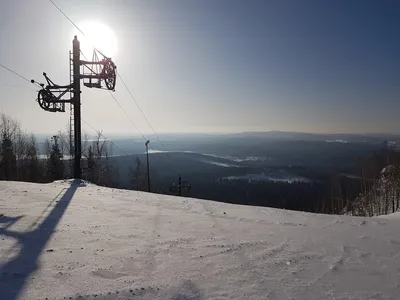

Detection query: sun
xmin=74 ymin=21 xmax=118 ymax=58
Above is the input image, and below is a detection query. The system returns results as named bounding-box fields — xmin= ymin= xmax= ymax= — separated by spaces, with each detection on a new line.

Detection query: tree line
xmin=0 ymin=113 xmax=122 ymax=187
xmin=317 ymin=144 xmax=400 ymax=216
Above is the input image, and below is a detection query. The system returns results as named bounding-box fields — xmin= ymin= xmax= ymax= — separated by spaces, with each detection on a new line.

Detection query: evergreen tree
xmin=25 ymin=135 xmax=41 ymax=182
xmin=46 ymin=135 xmax=64 ymax=181
xmin=0 ymin=131 xmax=17 ymax=180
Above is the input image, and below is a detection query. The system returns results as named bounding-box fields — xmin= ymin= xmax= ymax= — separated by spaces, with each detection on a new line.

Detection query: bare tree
xmin=94 ymin=131 xmax=107 ymax=184
xmin=14 ymin=128 xmax=29 ymax=180
xmin=82 ymin=133 xmax=89 ymax=159
xmin=0 ymin=113 xmax=19 ymax=141
xmin=44 ymin=138 xmax=51 ymax=159
xmin=0 ymin=114 xmax=20 ymax=181
xmin=81 ymin=131 xmax=114 ymax=185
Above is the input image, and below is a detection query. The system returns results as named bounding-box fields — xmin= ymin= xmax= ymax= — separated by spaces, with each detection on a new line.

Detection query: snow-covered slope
xmin=1 ymin=180 xmax=400 ymax=300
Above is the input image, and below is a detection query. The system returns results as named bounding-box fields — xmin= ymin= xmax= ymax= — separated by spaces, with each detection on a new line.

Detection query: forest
xmin=1 ymin=112 xmax=399 ymax=217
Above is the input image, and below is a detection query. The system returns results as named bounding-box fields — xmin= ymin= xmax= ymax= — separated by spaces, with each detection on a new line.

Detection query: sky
xmin=0 ymin=0 xmax=399 ymax=136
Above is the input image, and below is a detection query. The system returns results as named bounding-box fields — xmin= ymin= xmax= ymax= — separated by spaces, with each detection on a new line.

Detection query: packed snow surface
xmin=1 ymin=180 xmax=400 ymax=300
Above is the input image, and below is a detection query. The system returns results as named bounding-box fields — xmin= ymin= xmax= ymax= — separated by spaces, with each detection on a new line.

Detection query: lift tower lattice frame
xmin=31 ymin=36 xmax=117 ymax=179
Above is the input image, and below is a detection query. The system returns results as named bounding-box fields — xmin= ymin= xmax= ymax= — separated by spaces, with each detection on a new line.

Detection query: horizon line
xmin=32 ymin=130 xmax=400 ymax=137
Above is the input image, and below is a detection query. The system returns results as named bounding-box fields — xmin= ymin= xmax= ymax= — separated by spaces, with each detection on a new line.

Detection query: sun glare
xmin=75 ymin=21 xmax=118 ymax=58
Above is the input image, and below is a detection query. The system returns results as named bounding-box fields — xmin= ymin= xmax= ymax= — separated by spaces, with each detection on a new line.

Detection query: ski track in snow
xmin=1 ymin=180 xmax=400 ymax=299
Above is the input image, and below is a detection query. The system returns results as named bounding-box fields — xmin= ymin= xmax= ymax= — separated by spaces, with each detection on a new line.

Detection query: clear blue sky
xmin=0 ymin=0 xmax=399 ymax=135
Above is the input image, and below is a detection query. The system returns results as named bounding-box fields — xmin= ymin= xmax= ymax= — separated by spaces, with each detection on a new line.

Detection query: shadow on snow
xmin=0 ymin=179 xmax=85 ymax=300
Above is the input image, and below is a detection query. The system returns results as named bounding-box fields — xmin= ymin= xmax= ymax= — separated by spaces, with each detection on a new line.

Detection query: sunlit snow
xmin=1 ymin=180 xmax=399 ymax=300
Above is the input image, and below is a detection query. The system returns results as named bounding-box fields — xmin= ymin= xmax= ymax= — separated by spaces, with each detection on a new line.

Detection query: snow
xmin=325 ymin=140 xmax=349 ymax=144
xmin=147 ymin=150 xmax=270 ymax=163
xmin=200 ymin=154 xmax=270 ymax=163
xmin=200 ymin=160 xmax=241 ymax=168
xmin=1 ymin=180 xmax=400 ymax=300
xmin=379 ymin=211 xmax=400 ymax=220
xmin=222 ymin=172 xmax=311 ymax=183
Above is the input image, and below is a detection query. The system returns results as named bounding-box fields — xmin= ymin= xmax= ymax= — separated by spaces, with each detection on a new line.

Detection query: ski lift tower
xmin=31 ymin=36 xmax=117 ymax=179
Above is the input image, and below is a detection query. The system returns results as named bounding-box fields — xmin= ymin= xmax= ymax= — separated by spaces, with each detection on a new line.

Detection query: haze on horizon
xmin=0 ymin=0 xmax=399 ymax=136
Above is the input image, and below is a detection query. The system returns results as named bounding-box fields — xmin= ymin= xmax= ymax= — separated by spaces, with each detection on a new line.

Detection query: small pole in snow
xmin=178 ymin=176 xmax=182 ymax=196
xmin=145 ymin=140 xmax=151 ymax=192
xmin=170 ymin=176 xmax=191 ymax=197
